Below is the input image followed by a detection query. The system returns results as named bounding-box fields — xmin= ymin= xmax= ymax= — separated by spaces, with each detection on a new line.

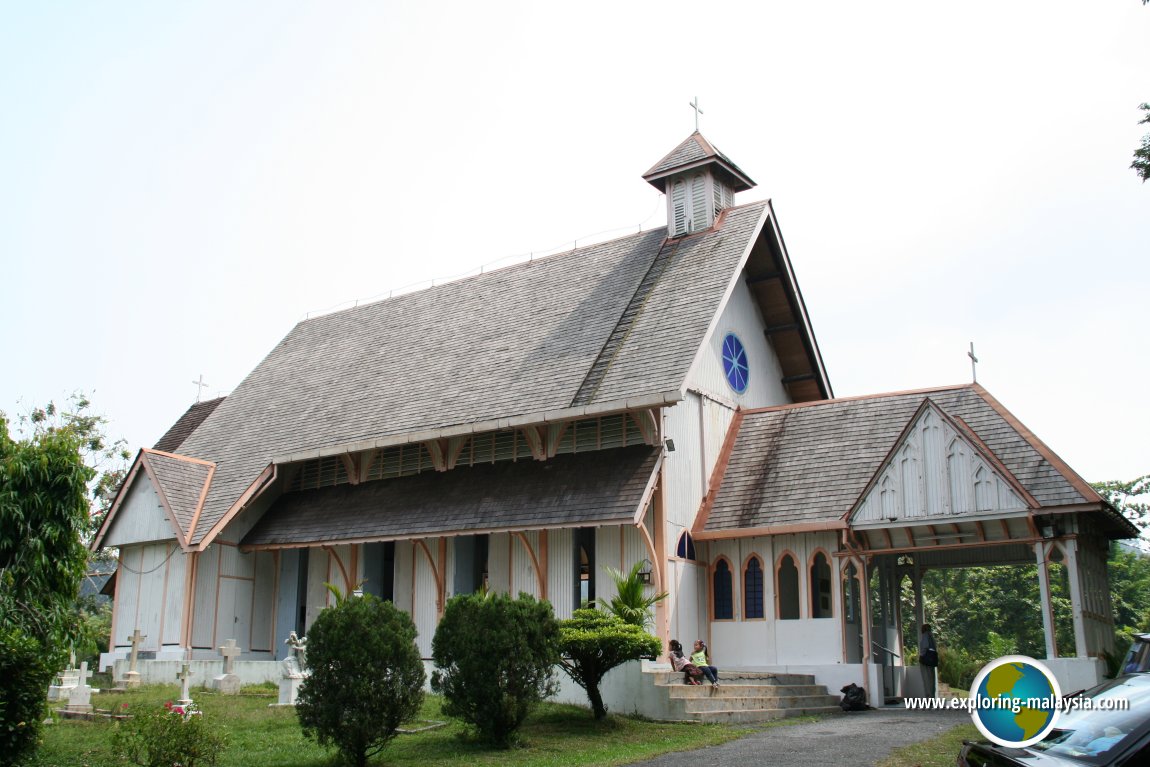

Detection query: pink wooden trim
xmin=693 ymin=410 xmax=744 ymax=534
xmin=109 ymin=549 xmax=123 ymax=650
xmin=424 ymin=440 xmax=447 ymax=472
xmin=138 ymin=454 xmax=190 ymax=549
xmin=197 ymin=464 xmax=276 ymax=551
xmin=180 ymin=551 xmax=198 ymax=650
xmin=693 ymin=520 xmax=846 ymax=540
xmin=511 ymin=531 xmax=546 ymax=598
xmin=185 ymin=461 xmax=216 ymax=544
xmin=973 ymin=384 xmax=1101 ymax=504
xmin=520 ymin=427 xmax=546 ymax=461
xmin=413 ymin=539 xmax=444 ymax=616
xmin=339 ymin=454 xmax=360 ymax=485
xmin=323 ymin=545 xmax=352 ymax=595
xmin=637 ymin=520 xmax=663 ymax=594
xmin=742 ymin=383 xmax=976 ymax=417
xmin=92 ymin=457 xmax=144 ymax=550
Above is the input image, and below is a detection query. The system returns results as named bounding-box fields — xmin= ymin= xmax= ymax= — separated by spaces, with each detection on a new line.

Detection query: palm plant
xmin=600 ymin=562 xmax=668 ymax=628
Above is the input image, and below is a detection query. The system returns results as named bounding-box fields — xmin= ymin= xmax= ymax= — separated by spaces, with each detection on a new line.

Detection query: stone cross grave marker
xmin=214 ymin=639 xmax=242 ymax=694
xmin=122 ymin=629 xmax=145 ymax=688
xmin=176 ymin=662 xmax=193 ymax=706
xmin=66 ymin=662 xmax=95 ymax=713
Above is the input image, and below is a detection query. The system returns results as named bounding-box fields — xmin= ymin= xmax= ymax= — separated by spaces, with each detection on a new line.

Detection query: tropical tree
xmin=0 ymin=410 xmax=95 ymax=766
xmin=599 ymin=561 xmax=667 ymax=628
xmin=557 ymin=608 xmax=661 ymax=720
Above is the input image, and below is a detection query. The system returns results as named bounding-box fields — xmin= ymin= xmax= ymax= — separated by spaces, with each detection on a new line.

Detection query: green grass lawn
xmin=877 ymin=722 xmax=980 ymax=767
xmin=33 ymin=685 xmax=750 ymax=767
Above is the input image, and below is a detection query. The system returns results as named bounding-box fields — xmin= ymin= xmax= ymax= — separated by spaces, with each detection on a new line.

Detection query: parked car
xmin=1119 ymin=634 xmax=1150 ymax=675
xmin=958 ymin=673 xmax=1150 ymax=766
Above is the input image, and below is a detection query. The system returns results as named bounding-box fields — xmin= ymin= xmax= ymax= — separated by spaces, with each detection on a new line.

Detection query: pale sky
xmin=2 ymin=1 xmax=1147 ymax=485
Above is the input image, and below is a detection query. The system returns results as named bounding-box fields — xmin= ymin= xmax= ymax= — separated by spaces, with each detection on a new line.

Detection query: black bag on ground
xmin=839 ymin=682 xmax=867 ymax=711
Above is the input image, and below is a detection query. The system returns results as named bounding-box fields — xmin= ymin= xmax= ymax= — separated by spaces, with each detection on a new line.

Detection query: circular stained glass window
xmin=722 ymin=333 xmax=749 ymax=394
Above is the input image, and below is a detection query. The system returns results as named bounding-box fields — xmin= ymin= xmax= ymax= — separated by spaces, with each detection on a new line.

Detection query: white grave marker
xmin=176 ymin=662 xmax=193 ymax=707
xmin=213 ymin=639 xmax=242 ymax=694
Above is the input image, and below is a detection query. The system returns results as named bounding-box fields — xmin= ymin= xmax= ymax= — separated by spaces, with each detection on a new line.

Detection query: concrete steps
xmin=652 ymin=671 xmax=841 ymax=723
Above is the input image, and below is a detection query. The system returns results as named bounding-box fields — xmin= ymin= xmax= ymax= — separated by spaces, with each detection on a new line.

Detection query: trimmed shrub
xmin=112 ymin=701 xmax=225 ymax=767
xmin=296 ymin=594 xmax=425 ymax=767
xmin=558 ymin=608 xmax=661 ymax=719
xmin=431 ymin=592 xmax=559 ymax=747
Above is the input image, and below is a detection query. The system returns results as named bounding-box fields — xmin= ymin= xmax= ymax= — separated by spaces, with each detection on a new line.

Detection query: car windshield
xmin=1030 ymin=676 xmax=1150 ymax=761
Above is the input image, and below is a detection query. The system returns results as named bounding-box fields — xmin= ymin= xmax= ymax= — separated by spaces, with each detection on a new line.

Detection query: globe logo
xmin=969 ymin=655 xmax=1062 ymax=747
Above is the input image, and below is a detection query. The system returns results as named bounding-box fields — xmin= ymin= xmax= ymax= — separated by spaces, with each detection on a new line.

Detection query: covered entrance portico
xmin=850 ymin=507 xmax=1126 ymax=702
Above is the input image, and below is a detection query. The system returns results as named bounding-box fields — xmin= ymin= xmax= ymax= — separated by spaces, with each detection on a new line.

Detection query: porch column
xmin=1034 ymin=542 xmax=1057 ymax=659
xmin=1062 ymin=539 xmax=1089 ymax=658
xmin=912 ymin=561 xmax=925 ymax=630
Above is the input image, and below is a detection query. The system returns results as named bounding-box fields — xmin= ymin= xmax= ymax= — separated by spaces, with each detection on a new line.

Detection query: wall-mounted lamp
xmin=638 ymin=558 xmax=653 ymax=585
xmin=664 ymin=438 xmax=676 ymax=453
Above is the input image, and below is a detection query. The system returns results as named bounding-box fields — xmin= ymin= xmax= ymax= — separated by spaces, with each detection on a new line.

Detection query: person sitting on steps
xmin=668 ymin=639 xmax=704 ymax=685
xmin=690 ymin=639 xmax=720 ymax=686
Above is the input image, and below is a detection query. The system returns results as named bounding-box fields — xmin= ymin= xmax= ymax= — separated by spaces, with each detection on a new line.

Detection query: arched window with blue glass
xmin=744 ymin=555 xmax=765 ymax=620
xmin=721 ymin=332 xmax=749 ymax=394
xmin=712 ymin=557 xmax=734 ymax=620
xmin=676 ymin=531 xmax=696 ymax=561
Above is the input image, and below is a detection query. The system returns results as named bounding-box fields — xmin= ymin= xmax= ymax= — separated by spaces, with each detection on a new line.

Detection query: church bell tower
xmin=642 ymin=131 xmax=756 ymax=238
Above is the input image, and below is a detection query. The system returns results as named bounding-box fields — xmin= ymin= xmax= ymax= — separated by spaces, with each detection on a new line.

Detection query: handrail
xmin=871 ymin=640 xmax=901 ymax=660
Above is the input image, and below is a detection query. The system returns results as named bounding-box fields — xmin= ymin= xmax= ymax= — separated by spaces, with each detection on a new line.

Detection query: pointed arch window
xmin=777 ymin=553 xmax=800 ymax=620
xmin=744 ymin=556 xmax=764 ymax=619
xmin=810 ymin=551 xmax=833 ymax=618
xmin=712 ymin=558 xmax=733 ymax=620
xmin=676 ymin=531 xmax=697 ymax=561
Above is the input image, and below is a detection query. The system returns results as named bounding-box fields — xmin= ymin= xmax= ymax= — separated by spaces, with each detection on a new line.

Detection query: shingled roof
xmin=152 ymin=397 xmax=225 ymax=453
xmin=162 ymin=201 xmax=772 ymax=548
xmin=642 ymin=131 xmax=756 ymax=193
xmin=243 ymin=445 xmax=661 ymax=548
xmin=698 ymin=384 xmax=1133 ymax=538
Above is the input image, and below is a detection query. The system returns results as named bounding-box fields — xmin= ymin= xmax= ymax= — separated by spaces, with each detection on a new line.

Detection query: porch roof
xmin=240 ymin=444 xmax=661 ymax=549
xmin=698 ymin=384 xmax=1137 ymax=540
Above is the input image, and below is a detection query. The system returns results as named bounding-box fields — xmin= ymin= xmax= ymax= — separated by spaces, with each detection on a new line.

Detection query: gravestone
xmin=121 ymin=628 xmax=145 ymax=688
xmin=213 ymin=639 xmax=242 ymax=694
xmin=64 ymin=662 xmax=95 ymax=714
xmin=176 ymin=662 xmax=194 ymax=707
xmin=276 ymin=631 xmax=308 ymax=706
xmin=46 ymin=660 xmax=80 ymax=702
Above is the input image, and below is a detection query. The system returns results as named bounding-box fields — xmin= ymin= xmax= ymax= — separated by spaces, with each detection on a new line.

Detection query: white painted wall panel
xmin=191 ymin=546 xmax=219 ymax=648
xmin=104 ymin=476 xmax=176 ymax=546
xmin=137 ymin=546 xmax=170 ymax=648
xmin=663 ymin=395 xmax=704 ymax=533
xmin=488 ymin=534 xmax=511 ymax=595
xmin=305 ymin=549 xmax=331 ymax=629
xmin=393 ymin=542 xmax=414 ymax=615
xmin=596 ymin=526 xmax=622 ymax=605
xmin=687 ymin=275 xmax=790 ymax=409
xmin=219 ymin=544 xmax=255 ymax=579
xmin=113 ymin=546 xmax=143 ymax=649
xmin=547 ymin=528 xmax=574 ymax=619
xmin=413 ymin=544 xmax=438 ymax=657
xmin=161 ymin=546 xmax=187 ymax=647
xmin=215 ymin=578 xmax=253 ymax=651
xmin=511 ymin=531 xmax=541 ymax=598
xmin=250 ymin=551 xmax=277 ymax=653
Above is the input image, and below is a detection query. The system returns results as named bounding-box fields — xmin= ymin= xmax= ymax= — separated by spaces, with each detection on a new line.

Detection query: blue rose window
xmin=721 ymin=333 xmax=749 ymax=394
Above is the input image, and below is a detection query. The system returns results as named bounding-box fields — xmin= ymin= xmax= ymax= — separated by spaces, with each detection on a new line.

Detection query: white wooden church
xmin=95 ymin=130 xmax=1135 ymax=708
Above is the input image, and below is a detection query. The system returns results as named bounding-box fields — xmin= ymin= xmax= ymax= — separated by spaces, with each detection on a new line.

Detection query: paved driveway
xmin=630 ymin=708 xmax=970 ymax=767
